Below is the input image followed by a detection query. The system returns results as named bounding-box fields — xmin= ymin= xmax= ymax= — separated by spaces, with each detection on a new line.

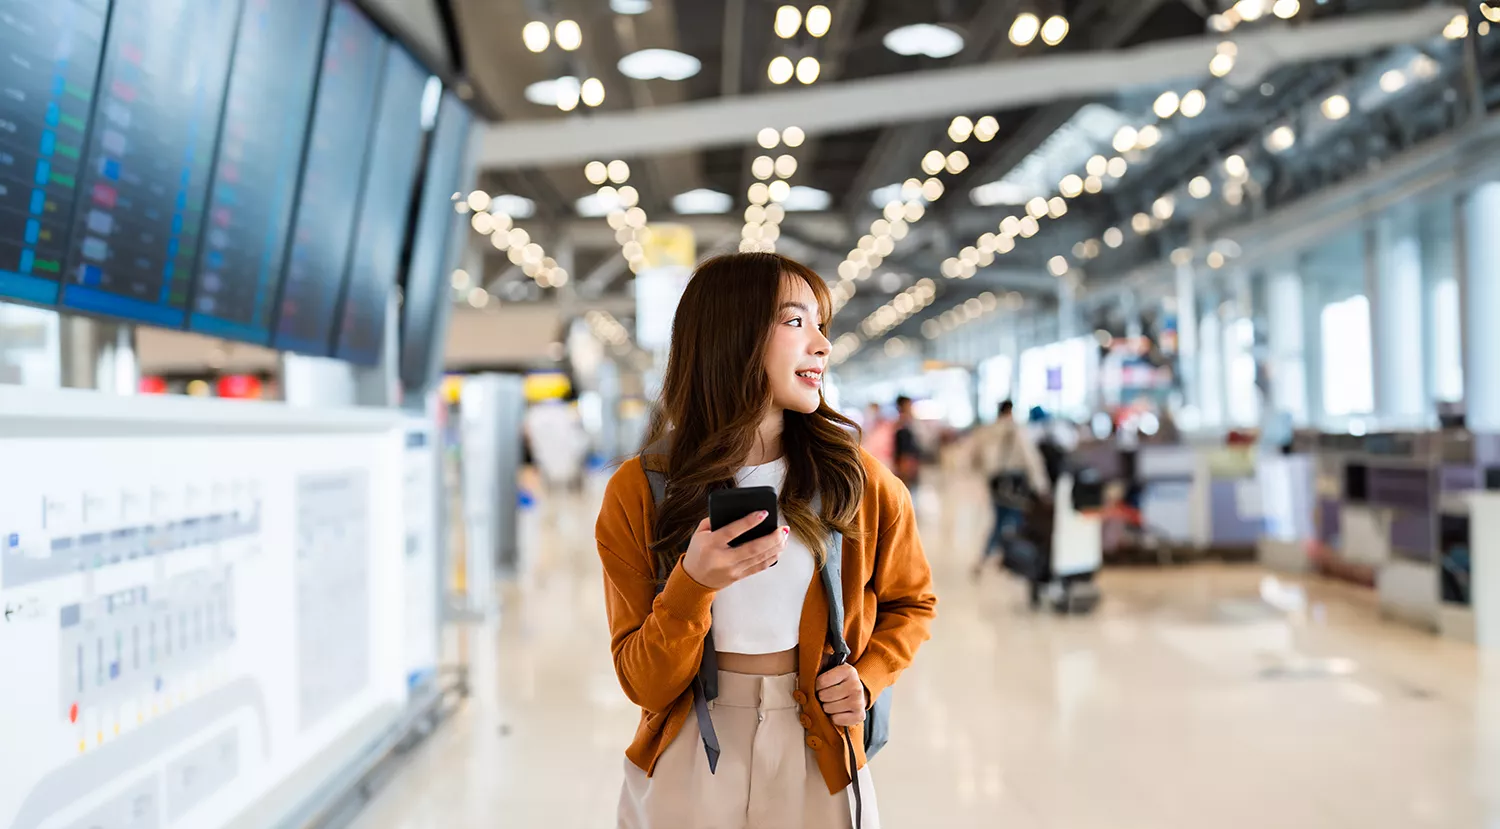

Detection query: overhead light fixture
xmin=1040 ymin=15 xmax=1069 ymax=46
xmin=580 ymin=77 xmax=605 ymax=107
xmin=757 ymin=127 xmax=780 ymax=149
xmin=1112 ymin=126 xmax=1138 ymax=153
xmin=780 ymin=185 xmax=831 ymax=211
xmin=921 ymin=150 xmax=945 ymax=176
xmin=555 ymin=20 xmax=582 ymax=51
xmin=608 ymin=159 xmax=631 ymax=183
xmin=1009 ymin=13 xmax=1040 ymax=46
xmin=490 ymin=194 xmax=536 ymax=219
xmin=1210 ymin=51 xmax=1235 ymax=78
xmin=1224 ymin=154 xmax=1248 ymax=178
xmin=1379 ymin=69 xmax=1407 ymax=93
xmin=1154 ymin=90 xmax=1181 ymax=119
xmin=1083 ymin=175 xmax=1103 ymax=194
xmin=775 ymin=5 xmax=802 ymax=38
xmin=1484 ymin=2 xmax=1500 ymax=22
xmin=1132 ymin=212 xmax=1153 ymax=234
xmin=1106 ymin=156 xmax=1128 ymax=178
xmin=796 ymin=56 xmax=821 ymax=84
xmin=752 ymin=155 xmax=775 ymax=180
xmin=1018 ymin=216 xmax=1039 ymax=237
xmin=1321 ymin=93 xmax=1350 ymax=120
xmin=1273 ymin=0 xmax=1300 ymax=19
xmin=807 ymin=5 xmax=832 ymax=37
xmin=748 ymin=182 xmax=770 ymax=205
xmin=556 ymin=78 xmax=581 ymax=111
xmin=945 ymin=150 xmax=969 ymax=174
xmin=1443 ymin=12 xmax=1468 ymax=40
xmin=1264 ymin=125 xmax=1296 ymax=153
xmin=1234 ymin=0 xmax=1266 ymax=22
xmin=1059 ymin=174 xmax=1083 ymax=198
xmin=1207 ymin=251 xmax=1227 ymax=269
xmin=467 ymin=190 xmax=492 ymax=212
xmin=1048 ymin=255 xmax=1069 ymax=276
xmin=775 ymin=154 xmax=798 ymax=178
xmin=585 ymin=161 xmax=608 ymax=185
xmin=1137 ymin=124 xmax=1162 ymax=148
xmin=618 ymin=48 xmax=702 ymax=81
xmin=1103 ymin=227 xmax=1124 ymax=248
xmin=526 ymin=76 xmax=582 ymax=108
xmin=884 ymin=23 xmax=965 ymax=58
xmin=1411 ymin=54 xmax=1440 ymax=80
xmin=1188 ymin=175 xmax=1212 ymax=198
xmin=768 ymin=56 xmax=794 ymax=84
xmin=523 ymin=20 xmax=550 ymax=52
xmin=922 ymin=177 xmax=944 ymax=201
xmin=767 ymin=179 xmax=792 ymax=203
xmin=1026 ymin=196 xmax=1048 ymax=219
xmin=611 ymin=0 xmax=651 ymax=14
xmin=783 ymin=126 xmax=805 ymax=147
xmin=468 ymin=287 xmax=490 ymax=308
xmin=948 ymin=116 xmax=974 ymax=143
xmin=974 ymin=115 xmax=999 ymax=141
xmin=1086 ymin=155 xmax=1108 ymax=177
xmin=1180 ymin=89 xmax=1207 ymax=117
xmin=672 ymin=188 xmax=733 ymax=214
xmin=1047 ymin=196 xmax=1067 ymax=218
xmin=471 ymin=212 xmax=495 ymax=234
xmin=1153 ymin=194 xmax=1176 ymax=220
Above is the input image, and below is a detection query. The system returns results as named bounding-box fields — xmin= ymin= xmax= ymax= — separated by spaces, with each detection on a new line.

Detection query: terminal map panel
xmin=0 ymin=0 xmax=108 ymax=307
xmin=59 ymin=0 xmax=240 ymax=328
xmin=270 ymin=0 xmax=385 ymax=357
xmin=331 ymin=45 xmax=428 ymax=366
xmin=186 ymin=0 xmax=328 ymax=344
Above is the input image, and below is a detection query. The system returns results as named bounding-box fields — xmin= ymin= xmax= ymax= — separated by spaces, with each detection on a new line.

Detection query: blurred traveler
xmin=892 ymin=396 xmax=922 ymax=486
xmin=596 ymin=252 xmax=937 ymax=829
xmin=861 ymin=402 xmax=895 ymax=468
xmin=972 ymin=400 xmax=1050 ymax=576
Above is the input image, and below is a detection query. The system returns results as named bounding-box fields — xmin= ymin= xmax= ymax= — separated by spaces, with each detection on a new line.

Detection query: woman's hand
xmin=815 ymin=663 xmax=867 ymax=727
xmin=681 ymin=513 xmax=788 ymax=590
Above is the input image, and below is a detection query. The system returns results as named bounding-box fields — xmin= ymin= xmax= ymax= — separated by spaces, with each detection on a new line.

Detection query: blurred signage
xmin=634 ymin=224 xmax=696 ymax=351
xmin=523 ymin=371 xmax=572 ymax=402
xmin=216 ymin=374 xmax=264 ymax=399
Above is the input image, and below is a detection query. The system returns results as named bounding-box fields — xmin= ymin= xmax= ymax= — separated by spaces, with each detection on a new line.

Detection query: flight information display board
xmin=59 ymin=0 xmax=240 ymax=327
xmin=185 ymin=0 xmax=328 ymax=344
xmin=0 ymin=0 xmax=109 ymax=307
xmin=331 ymin=46 xmax=428 ymax=366
xmin=270 ymin=0 xmax=386 ymax=357
xmin=399 ymin=92 xmax=474 ymax=396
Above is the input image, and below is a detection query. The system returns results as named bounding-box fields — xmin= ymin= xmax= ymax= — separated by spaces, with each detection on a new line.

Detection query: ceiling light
xmin=489 ymin=212 xmax=513 ymax=233
xmin=1321 ymin=93 xmax=1350 ymax=120
xmin=1048 ymin=196 xmax=1067 ymax=218
xmin=577 ymin=193 xmax=616 ymax=218
xmin=467 ymin=190 xmax=492 ymax=212
xmin=880 ymin=198 xmax=903 ymax=219
xmin=945 ymin=150 xmax=969 ymax=174
xmin=1273 ymin=0 xmax=1300 ymax=19
xmin=1082 ymin=239 xmax=1101 ymax=259
xmin=884 ymin=23 xmax=965 ymax=58
xmin=555 ymin=19 xmax=582 ymax=50
xmin=797 ymin=56 xmax=821 ymax=84
xmin=581 ymin=77 xmax=605 ymax=107
xmin=585 ymin=161 xmax=608 ymax=185
xmin=1380 ymin=69 xmax=1407 ymax=93
xmin=452 ymin=269 xmax=471 ymax=290
xmin=1026 ymin=196 xmax=1048 ymax=219
xmin=768 ymin=56 xmax=794 ymax=84
xmin=1019 ymin=215 xmax=1039 ymax=237
xmin=1107 ymin=156 xmax=1128 ymax=178
xmin=1040 ymin=15 xmax=1069 ymax=46
xmin=1154 ymin=90 xmax=1181 ymax=119
xmin=889 ymin=219 xmax=909 ymax=240
xmin=1060 ymin=174 xmax=1083 ymax=198
xmin=471 ymin=212 xmax=495 ymax=234
xmin=1224 ymin=154 xmax=1248 ymax=178
xmin=1171 ymin=247 xmax=1193 ymax=266
xmin=525 ymin=76 xmax=582 ymax=107
xmin=468 ymin=287 xmax=490 ymax=308
xmin=555 ymin=77 xmax=581 ymax=111
xmin=1444 ymin=12 xmax=1468 ymax=40
xmin=871 ymin=218 xmax=892 ymax=237
xmin=1084 ymin=175 xmax=1103 ymax=193
xmin=1485 ymin=2 xmax=1500 ymax=22
xmin=922 ymin=178 xmax=944 ymax=201
xmin=1132 ymin=213 xmax=1153 ymax=234
xmin=1411 ymin=54 xmax=1440 ymax=80
xmin=491 ymin=194 xmax=535 ymax=218
xmin=1189 ymin=175 xmax=1212 ymax=198
xmin=618 ymin=48 xmax=702 ymax=81
xmin=748 ymin=182 xmax=770 ymax=205
xmin=1153 ymin=194 xmax=1176 ymax=220
xmin=974 ymin=115 xmax=999 ymax=141
xmin=1009 ymin=13 xmax=1040 ymax=46
xmin=1000 ymin=216 xmax=1020 ymax=235
xmin=1208 ymin=13 xmax=1234 ymax=32
xmin=766 ymin=203 xmax=785 ymax=223
xmin=1048 ymin=255 xmax=1069 ymax=276
xmin=1137 ymin=124 xmax=1162 ymax=148
xmin=1103 ymin=227 xmax=1124 ymax=248
xmin=1112 ymin=126 xmax=1138 ymax=153
xmin=1210 ymin=51 xmax=1235 ymax=78
xmin=611 ymin=0 xmax=651 ymax=14
xmin=1208 ymin=250 xmax=1227 ymax=269
xmin=921 ymin=150 xmax=945 ymax=176
xmin=807 ymin=5 xmax=832 ymax=37
xmin=658 ymin=187 xmax=730 ymax=217
xmin=1265 ymin=125 xmax=1296 ymax=153
xmin=523 ymin=20 xmax=550 ymax=52
xmin=617 ymin=185 xmax=640 ymax=208
xmin=1086 ymin=155 xmax=1108 ymax=177
xmin=775 ymin=5 xmax=802 ymax=38
xmin=625 ymin=206 xmax=647 ymax=228
xmin=783 ymin=126 xmax=805 ymax=147
xmin=745 ymin=205 xmax=766 ymax=224
xmin=509 ymin=228 xmax=530 ymax=248
xmin=775 ymin=154 xmax=798 ymax=178
xmin=522 ymin=243 xmax=544 ymax=265
xmin=995 ymin=235 xmax=1015 ymax=253
xmin=902 ymin=178 xmax=923 ymax=200
xmin=1235 ymin=0 xmax=1266 ymax=22
xmin=757 ymin=127 xmax=780 ymax=149
xmin=948 ymin=116 xmax=974 ymax=143
xmin=767 ymin=179 xmax=792 ymax=203
xmin=905 ymin=200 xmax=926 ymax=221
xmin=752 ymin=155 xmax=775 ymax=180
xmin=608 ymin=159 xmax=630 ymax=183
xmin=1180 ymin=89 xmax=1206 ymax=117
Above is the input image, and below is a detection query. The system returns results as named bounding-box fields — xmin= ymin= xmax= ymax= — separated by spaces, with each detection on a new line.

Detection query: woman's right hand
xmin=681 ymin=513 xmax=788 ymax=590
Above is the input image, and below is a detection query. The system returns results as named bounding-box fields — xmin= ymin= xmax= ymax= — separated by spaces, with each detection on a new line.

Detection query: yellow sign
xmin=640 ymin=224 xmax=696 ymax=269
xmin=523 ymin=371 xmax=572 ymax=402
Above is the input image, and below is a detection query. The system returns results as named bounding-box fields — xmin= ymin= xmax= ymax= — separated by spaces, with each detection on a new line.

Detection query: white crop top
xmin=710 ymin=458 xmax=815 ymax=655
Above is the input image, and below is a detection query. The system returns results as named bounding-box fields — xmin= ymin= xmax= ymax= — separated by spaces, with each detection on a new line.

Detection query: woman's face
xmin=765 ymin=275 xmax=831 ymax=414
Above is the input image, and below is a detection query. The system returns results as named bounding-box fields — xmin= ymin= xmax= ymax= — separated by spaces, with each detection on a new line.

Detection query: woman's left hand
xmin=815 ymin=664 xmax=866 ymax=727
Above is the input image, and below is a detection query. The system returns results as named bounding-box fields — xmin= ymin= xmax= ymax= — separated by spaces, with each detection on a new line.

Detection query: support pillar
xmin=1462 ymin=183 xmax=1500 ymax=432
xmin=1367 ymin=214 xmax=1426 ymax=427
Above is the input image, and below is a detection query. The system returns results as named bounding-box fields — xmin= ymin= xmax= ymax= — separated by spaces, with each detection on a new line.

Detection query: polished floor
xmin=352 ymin=474 xmax=1500 ymax=829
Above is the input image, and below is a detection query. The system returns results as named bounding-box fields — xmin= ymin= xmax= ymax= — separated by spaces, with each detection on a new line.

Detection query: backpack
xmin=641 ymin=447 xmax=889 ymax=822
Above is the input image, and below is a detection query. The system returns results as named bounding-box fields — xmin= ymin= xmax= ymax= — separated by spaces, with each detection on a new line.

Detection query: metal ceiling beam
xmin=476 ymin=6 xmax=1459 ymax=169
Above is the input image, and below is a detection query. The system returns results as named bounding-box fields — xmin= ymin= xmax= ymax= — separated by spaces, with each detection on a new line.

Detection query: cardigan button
xmin=792 ymin=690 xmax=808 ymax=705
xmin=806 ymin=736 xmax=822 ymax=750
xmin=800 ymin=714 xmax=814 ymax=730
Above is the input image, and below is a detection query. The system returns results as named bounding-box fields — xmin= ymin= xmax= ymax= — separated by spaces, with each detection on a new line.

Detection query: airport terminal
xmin=1 ymin=0 xmax=1499 ymax=827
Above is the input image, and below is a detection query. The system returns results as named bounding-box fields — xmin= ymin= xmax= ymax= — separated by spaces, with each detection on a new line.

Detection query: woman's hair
xmin=643 ymin=252 xmax=866 ymax=572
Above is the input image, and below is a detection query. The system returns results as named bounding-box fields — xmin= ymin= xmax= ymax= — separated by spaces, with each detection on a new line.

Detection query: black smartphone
xmin=708 ymin=486 xmax=780 ymax=551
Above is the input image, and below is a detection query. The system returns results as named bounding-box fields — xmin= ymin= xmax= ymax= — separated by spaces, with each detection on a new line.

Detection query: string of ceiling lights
xmin=454 ymin=190 xmax=568 ymax=307
xmin=744 ymin=7 xmax=826 ymax=252
xmin=582 ymin=160 xmax=655 ymax=273
xmin=919 ymin=291 xmax=1029 ymax=341
xmin=768 ymin=5 xmax=832 ymax=85
xmin=521 ymin=17 xmax=606 ymax=111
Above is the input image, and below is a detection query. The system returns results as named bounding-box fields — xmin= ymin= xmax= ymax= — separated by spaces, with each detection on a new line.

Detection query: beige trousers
xmin=619 ymin=671 xmax=880 ymax=829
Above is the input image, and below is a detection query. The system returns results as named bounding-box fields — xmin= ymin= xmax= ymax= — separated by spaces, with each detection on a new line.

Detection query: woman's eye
xmin=786 ymin=317 xmax=803 ymax=328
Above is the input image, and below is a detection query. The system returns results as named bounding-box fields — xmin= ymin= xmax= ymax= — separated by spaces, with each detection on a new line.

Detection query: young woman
xmin=595 ymin=252 xmax=937 ymax=828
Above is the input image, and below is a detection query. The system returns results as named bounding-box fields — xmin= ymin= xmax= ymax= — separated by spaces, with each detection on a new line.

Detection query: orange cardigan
xmin=595 ymin=448 xmax=937 ymax=794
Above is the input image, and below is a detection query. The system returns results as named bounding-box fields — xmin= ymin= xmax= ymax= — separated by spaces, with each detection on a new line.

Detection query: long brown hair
xmin=643 ymin=252 xmax=865 ymax=572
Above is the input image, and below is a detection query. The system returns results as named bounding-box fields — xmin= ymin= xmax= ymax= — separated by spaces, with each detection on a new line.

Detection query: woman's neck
xmin=745 ymin=408 xmax=785 ymax=466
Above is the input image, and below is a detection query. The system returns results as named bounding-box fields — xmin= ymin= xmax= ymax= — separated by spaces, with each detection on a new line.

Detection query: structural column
xmin=1366 ymin=213 xmax=1426 ymax=427
xmin=1173 ymin=261 xmax=1200 ymax=416
xmin=1264 ymin=263 xmax=1308 ymax=425
xmin=1462 ymin=182 xmax=1500 ymax=432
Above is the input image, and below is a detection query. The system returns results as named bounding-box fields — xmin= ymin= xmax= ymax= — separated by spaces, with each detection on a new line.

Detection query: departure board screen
xmin=58 ymin=0 xmax=239 ymax=327
xmin=399 ymin=91 xmax=474 ymax=395
xmin=185 ymin=0 xmax=327 ymax=344
xmin=270 ymin=0 xmax=386 ymax=357
xmin=0 ymin=0 xmax=108 ymax=307
xmin=332 ymin=46 xmax=428 ymax=366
